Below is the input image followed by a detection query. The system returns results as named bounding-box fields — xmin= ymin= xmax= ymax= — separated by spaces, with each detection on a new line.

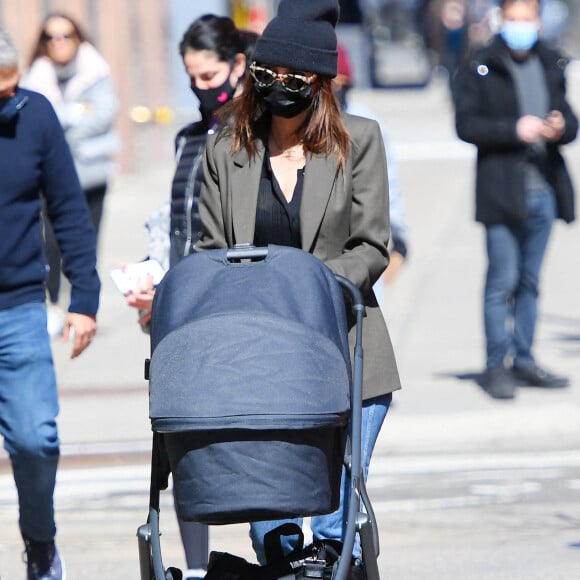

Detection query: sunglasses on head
xmin=250 ymin=63 xmax=315 ymax=93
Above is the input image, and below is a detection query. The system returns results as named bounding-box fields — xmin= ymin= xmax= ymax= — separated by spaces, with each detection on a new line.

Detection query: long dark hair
xmin=218 ymin=73 xmax=351 ymax=168
xmin=179 ymin=14 xmax=245 ymax=64
xmin=28 ymin=13 xmax=88 ymax=66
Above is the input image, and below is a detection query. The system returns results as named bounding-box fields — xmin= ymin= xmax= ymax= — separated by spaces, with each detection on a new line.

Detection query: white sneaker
xmin=46 ymin=304 xmax=65 ymax=339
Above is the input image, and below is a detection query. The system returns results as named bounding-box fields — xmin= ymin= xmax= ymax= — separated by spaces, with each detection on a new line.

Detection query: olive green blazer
xmin=197 ymin=113 xmax=401 ymax=398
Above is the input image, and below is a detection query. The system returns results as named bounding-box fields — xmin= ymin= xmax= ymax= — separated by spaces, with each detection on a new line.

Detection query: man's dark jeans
xmin=484 ymin=190 xmax=557 ymax=370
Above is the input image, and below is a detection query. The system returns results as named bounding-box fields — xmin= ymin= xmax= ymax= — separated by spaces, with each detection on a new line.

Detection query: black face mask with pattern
xmin=255 ymin=82 xmax=314 ymax=119
xmin=191 ymin=75 xmax=236 ymax=117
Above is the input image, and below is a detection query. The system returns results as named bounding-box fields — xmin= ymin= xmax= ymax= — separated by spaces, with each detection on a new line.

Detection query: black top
xmin=254 ymin=152 xmax=305 ymax=248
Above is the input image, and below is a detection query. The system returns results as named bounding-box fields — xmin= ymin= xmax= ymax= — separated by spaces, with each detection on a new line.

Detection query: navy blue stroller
xmin=137 ymin=244 xmax=381 ymax=579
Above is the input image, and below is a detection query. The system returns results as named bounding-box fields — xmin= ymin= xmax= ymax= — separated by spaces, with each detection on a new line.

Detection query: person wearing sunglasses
xmin=23 ymin=13 xmax=119 ymax=340
xmin=196 ymin=0 xmax=401 ymax=570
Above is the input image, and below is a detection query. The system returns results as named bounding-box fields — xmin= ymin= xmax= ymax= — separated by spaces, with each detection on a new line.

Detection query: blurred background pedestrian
xmin=23 ymin=13 xmax=119 ymax=338
xmin=453 ymin=0 xmax=578 ymax=399
xmin=540 ymin=0 xmax=569 ymax=49
xmin=333 ymin=43 xmax=410 ymax=285
xmin=125 ymin=14 xmax=255 ymax=579
xmin=437 ymin=0 xmax=470 ymax=81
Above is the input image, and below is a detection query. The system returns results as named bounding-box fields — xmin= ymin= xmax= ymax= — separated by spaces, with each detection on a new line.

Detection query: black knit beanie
xmin=252 ymin=0 xmax=340 ymax=77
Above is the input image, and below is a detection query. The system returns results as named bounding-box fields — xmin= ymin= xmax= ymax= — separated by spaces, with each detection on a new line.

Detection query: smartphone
xmin=110 ymin=259 xmax=166 ymax=295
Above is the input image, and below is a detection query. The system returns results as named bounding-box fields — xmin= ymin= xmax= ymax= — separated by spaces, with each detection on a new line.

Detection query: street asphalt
xmin=1 ymin=72 xmax=580 ymax=579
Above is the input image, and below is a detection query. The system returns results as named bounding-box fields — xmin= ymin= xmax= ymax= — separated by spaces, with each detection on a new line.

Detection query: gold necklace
xmin=269 ymin=136 xmax=304 ymax=160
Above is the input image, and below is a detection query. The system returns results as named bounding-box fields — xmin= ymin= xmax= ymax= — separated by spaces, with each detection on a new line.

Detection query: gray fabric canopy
xmin=149 ymin=245 xmax=351 ymax=432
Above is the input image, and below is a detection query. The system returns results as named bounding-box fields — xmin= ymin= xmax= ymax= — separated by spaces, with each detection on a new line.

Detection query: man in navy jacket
xmin=453 ymin=0 xmax=577 ymax=399
xmin=0 ymin=28 xmax=100 ymax=579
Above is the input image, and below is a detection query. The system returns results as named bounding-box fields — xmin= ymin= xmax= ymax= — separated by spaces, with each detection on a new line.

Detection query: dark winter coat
xmin=453 ymin=36 xmax=578 ymax=225
xmin=169 ymin=120 xmax=211 ymax=267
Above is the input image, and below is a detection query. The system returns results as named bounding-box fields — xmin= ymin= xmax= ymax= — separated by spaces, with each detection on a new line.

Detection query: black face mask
xmin=0 ymin=92 xmax=28 ymax=123
xmin=191 ymin=75 xmax=236 ymax=117
xmin=255 ymin=82 xmax=314 ymax=119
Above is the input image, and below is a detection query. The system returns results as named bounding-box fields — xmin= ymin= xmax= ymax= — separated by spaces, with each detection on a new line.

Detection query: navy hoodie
xmin=0 ymin=88 xmax=100 ymax=314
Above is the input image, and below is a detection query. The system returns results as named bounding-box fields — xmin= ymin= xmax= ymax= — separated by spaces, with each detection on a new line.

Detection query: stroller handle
xmin=333 ymin=274 xmax=365 ymax=314
xmin=224 ymin=244 xmax=368 ymax=324
xmin=226 ymin=243 xmax=269 ymax=261
xmin=333 ymin=274 xmax=369 ymax=580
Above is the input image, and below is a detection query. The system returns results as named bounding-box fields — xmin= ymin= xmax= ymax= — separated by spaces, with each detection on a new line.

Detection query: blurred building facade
xmin=0 ymin=0 xmax=576 ymax=173
xmin=0 ymin=0 xmax=277 ymax=173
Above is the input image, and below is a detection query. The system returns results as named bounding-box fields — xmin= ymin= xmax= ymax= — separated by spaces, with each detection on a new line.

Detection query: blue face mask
xmin=500 ymin=21 xmax=539 ymax=52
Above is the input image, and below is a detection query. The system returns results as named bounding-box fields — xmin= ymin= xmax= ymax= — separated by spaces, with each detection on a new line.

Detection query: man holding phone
xmin=452 ymin=0 xmax=577 ymax=399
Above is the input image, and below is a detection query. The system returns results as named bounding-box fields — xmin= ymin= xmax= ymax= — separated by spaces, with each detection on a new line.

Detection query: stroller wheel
xmin=165 ymin=567 xmax=183 ymax=580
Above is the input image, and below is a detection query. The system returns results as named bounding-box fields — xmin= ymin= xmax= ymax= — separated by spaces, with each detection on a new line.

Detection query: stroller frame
xmin=137 ymin=246 xmax=381 ymax=580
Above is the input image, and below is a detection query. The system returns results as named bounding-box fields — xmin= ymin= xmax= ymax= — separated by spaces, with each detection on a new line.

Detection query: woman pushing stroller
xmin=196 ymin=0 xmax=401 ymax=569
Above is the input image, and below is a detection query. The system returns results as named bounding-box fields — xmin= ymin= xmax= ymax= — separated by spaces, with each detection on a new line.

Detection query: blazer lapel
xmin=301 ymin=153 xmax=340 ymax=252
xmin=231 ymin=140 xmax=265 ymax=245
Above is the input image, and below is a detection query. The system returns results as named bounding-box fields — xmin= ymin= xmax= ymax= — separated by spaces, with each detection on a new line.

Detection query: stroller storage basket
xmin=148 ymin=246 xmax=352 ymax=524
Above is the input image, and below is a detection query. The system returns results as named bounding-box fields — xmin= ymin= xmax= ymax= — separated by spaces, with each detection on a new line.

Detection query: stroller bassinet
xmin=138 ymin=244 xmax=381 ymax=580
xmin=149 ymin=244 xmax=351 ymax=524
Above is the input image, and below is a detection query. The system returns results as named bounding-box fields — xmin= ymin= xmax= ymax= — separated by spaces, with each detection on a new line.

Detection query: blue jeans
xmin=0 ymin=302 xmax=60 ymax=541
xmin=484 ymin=190 xmax=557 ymax=370
xmin=249 ymin=393 xmax=392 ymax=565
